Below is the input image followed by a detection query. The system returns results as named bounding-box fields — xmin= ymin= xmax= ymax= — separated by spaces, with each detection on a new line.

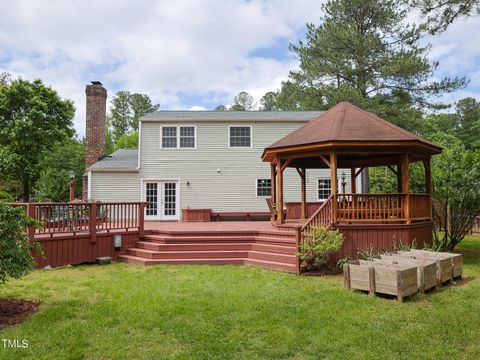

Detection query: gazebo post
xmin=423 ymin=157 xmax=432 ymax=219
xmin=296 ymin=168 xmax=307 ymax=219
xmin=397 ymin=163 xmax=402 ymax=193
xmin=401 ymin=154 xmax=410 ymax=223
xmin=276 ymin=159 xmax=284 ymax=224
xmin=330 ymin=152 xmax=338 ymax=224
xmin=350 ymin=168 xmax=356 ymax=194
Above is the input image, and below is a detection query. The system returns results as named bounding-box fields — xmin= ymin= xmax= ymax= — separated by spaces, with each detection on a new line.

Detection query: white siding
xmin=138 ymin=121 xmax=355 ymax=212
xmin=90 ymin=172 xmax=140 ymax=202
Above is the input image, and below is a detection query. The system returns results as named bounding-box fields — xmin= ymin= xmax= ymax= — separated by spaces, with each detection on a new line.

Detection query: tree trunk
xmin=361 ymin=168 xmax=369 ymax=193
xmin=22 ymin=175 xmax=30 ymax=202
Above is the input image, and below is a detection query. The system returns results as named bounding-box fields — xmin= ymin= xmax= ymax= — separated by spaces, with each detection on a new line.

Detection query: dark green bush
xmin=0 ymin=203 xmax=41 ymax=284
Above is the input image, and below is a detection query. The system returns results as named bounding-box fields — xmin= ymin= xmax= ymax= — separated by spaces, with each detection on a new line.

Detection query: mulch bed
xmin=301 ymin=267 xmax=343 ymax=276
xmin=0 ymin=298 xmax=39 ymax=330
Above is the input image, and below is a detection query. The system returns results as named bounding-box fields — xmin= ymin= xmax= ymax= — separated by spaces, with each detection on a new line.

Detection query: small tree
xmin=0 ymin=203 xmax=40 ymax=284
xmin=430 ymin=132 xmax=480 ymax=249
xmin=230 ymin=91 xmax=255 ymax=111
xmin=297 ymin=227 xmax=344 ymax=270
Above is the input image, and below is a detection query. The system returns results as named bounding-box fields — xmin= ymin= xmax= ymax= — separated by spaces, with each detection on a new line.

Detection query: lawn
xmin=1 ymin=237 xmax=480 ymax=360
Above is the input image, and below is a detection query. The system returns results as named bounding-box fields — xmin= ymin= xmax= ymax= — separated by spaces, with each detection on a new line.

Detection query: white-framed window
xmin=256 ymin=179 xmax=271 ymax=197
xmin=317 ymin=178 xmax=331 ymax=200
xmin=229 ymin=126 xmax=252 ymax=148
xmin=161 ymin=126 xmax=196 ymax=149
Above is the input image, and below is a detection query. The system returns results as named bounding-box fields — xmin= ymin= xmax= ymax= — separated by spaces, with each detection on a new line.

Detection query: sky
xmin=0 ymin=0 xmax=479 ymax=138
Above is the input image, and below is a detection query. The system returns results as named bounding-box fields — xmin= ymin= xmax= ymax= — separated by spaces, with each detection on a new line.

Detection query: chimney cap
xmin=91 ymin=81 xmax=103 ymax=85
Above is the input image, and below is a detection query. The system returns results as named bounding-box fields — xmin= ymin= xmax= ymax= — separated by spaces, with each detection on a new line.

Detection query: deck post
xmin=401 ymin=154 xmax=410 ymax=223
xmin=26 ymin=203 xmax=36 ymax=241
xmin=90 ymin=202 xmax=97 ymax=244
xmin=138 ymin=202 xmax=146 ymax=238
xmin=423 ymin=157 xmax=432 ymax=220
xmin=330 ymin=152 xmax=338 ymax=224
xmin=276 ymin=159 xmax=284 ymax=224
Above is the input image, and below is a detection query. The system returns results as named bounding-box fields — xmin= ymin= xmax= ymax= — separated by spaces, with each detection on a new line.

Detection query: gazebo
xmin=262 ymin=102 xmax=442 ymax=247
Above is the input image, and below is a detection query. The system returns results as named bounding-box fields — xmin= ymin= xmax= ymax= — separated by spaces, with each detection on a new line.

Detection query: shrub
xmin=297 ymin=227 xmax=344 ymax=270
xmin=0 ymin=203 xmax=41 ymax=284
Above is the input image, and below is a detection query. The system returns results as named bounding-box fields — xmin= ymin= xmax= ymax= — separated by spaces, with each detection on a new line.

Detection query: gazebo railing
xmin=336 ymin=193 xmax=405 ymax=222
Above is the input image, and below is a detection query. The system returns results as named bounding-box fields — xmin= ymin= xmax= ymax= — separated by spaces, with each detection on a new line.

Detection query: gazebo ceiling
xmin=262 ymin=102 xmax=442 ymax=163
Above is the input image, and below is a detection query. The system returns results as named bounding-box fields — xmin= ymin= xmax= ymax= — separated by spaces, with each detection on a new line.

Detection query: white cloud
xmin=188 ymin=105 xmax=207 ymax=111
xmin=0 ymin=0 xmax=478 ymax=138
xmin=0 ymin=0 xmax=324 ymax=137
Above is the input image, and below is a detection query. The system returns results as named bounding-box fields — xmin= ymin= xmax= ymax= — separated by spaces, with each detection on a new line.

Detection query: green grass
xmin=1 ymin=236 xmax=480 ymax=360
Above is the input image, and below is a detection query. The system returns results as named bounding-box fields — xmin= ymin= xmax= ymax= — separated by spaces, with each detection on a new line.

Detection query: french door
xmin=144 ymin=180 xmax=179 ymax=220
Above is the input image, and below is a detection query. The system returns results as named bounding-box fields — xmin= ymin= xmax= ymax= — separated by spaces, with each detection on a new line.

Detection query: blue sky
xmin=0 ymin=0 xmax=479 ymax=138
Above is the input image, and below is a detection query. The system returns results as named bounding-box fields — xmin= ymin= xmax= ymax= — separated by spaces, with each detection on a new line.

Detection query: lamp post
xmin=69 ymin=170 xmax=75 ymax=202
xmin=341 ymin=171 xmax=346 ymax=194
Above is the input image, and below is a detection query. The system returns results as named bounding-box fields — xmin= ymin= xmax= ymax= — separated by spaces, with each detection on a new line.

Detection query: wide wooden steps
xmin=118 ymin=229 xmax=299 ymax=273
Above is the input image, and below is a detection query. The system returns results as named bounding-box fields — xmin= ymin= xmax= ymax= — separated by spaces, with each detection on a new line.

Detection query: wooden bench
xmin=211 ymin=212 xmax=270 ymax=222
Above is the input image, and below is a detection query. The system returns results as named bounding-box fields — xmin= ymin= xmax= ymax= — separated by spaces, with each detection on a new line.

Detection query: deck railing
xmin=301 ymin=195 xmax=334 ymax=234
xmin=13 ymin=202 xmax=146 ymax=240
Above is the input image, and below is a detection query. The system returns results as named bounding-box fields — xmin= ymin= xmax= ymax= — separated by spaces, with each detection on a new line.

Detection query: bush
xmin=0 ymin=203 xmax=41 ymax=284
xmin=297 ymin=227 xmax=344 ymax=270
xmin=0 ymin=191 xmax=14 ymax=202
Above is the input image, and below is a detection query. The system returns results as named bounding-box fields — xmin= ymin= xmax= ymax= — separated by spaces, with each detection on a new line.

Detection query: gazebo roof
xmin=262 ymin=102 xmax=441 ymax=163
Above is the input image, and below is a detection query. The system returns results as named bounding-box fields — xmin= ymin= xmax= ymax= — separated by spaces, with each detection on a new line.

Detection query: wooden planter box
xmin=343 ymin=260 xmax=418 ymax=301
xmin=397 ymin=250 xmax=453 ymax=285
xmin=181 ymin=208 xmax=212 ymax=222
xmin=410 ymin=249 xmax=463 ymax=279
xmin=380 ymin=254 xmax=437 ymax=293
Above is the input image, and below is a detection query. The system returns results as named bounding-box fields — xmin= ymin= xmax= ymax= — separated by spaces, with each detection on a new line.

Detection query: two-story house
xmin=84 ymin=82 xmax=356 ymax=221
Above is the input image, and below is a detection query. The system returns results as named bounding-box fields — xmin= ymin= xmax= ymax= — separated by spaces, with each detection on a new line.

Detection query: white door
xmin=144 ymin=180 xmax=179 ymax=220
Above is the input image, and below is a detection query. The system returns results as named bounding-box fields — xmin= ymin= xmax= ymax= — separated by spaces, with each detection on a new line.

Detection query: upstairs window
xmin=161 ymin=126 xmax=177 ymax=148
xmin=180 ymin=126 xmax=195 ymax=148
xmin=229 ymin=126 xmax=251 ymax=148
xmin=317 ymin=178 xmax=331 ymax=201
xmin=256 ymin=179 xmax=271 ymax=197
xmin=161 ymin=126 xmax=196 ymax=149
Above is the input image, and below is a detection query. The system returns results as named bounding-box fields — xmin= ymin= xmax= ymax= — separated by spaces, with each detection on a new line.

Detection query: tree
xmin=0 ymin=77 xmax=75 ymax=201
xmin=109 ymin=91 xmax=132 ymax=141
xmin=109 ymin=91 xmax=159 ymax=141
xmin=129 ymin=93 xmax=159 ymax=131
xmin=35 ymin=140 xmax=85 ymax=202
xmin=287 ymin=0 xmax=465 ymax=125
xmin=260 ymin=92 xmax=279 ymax=111
xmin=230 ymin=91 xmax=255 ymax=111
xmin=215 ymin=105 xmax=227 ymax=111
xmin=453 ymin=97 xmax=480 ymax=150
xmin=0 ymin=203 xmax=40 ymax=284
xmin=113 ymin=131 xmax=139 ymax=151
xmin=428 ymin=132 xmax=480 ymax=249
xmin=413 ymin=0 xmax=480 ymax=34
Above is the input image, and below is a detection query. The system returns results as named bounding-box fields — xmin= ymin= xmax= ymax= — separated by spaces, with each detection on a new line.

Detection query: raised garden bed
xmin=397 ymin=250 xmax=454 ymax=285
xmin=409 ymin=249 xmax=463 ymax=279
xmin=343 ymin=260 xmax=418 ymax=301
xmin=379 ymin=254 xmax=437 ymax=293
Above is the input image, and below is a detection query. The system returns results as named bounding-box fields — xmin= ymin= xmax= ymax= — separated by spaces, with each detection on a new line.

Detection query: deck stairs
xmin=118 ymin=227 xmax=299 ymax=273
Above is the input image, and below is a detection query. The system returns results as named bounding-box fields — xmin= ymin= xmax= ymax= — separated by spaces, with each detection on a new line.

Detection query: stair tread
xmin=130 ymin=248 xmax=249 ymax=255
xmin=249 ymin=250 xmax=296 ymax=257
xmin=118 ymin=254 xmax=245 ymax=262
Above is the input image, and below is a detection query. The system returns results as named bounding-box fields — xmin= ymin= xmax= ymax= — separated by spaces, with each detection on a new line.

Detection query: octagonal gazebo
xmin=262 ymin=102 xmax=442 ymax=248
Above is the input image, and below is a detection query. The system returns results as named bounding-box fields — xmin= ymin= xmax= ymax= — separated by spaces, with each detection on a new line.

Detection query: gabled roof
xmin=264 ymin=102 xmax=441 ymax=153
xmin=140 ymin=110 xmax=324 ymax=122
xmin=89 ymin=149 xmax=138 ymax=171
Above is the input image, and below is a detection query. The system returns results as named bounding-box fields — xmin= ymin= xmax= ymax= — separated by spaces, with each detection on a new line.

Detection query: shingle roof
xmin=140 ymin=110 xmax=324 ymax=122
xmin=265 ymin=102 xmax=441 ymax=151
xmin=89 ymin=149 xmax=138 ymax=170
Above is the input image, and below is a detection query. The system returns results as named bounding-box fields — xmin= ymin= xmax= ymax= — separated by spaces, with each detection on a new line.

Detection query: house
xmin=84 ymin=82 xmax=358 ymax=221
xmin=31 ymin=82 xmax=439 ymax=271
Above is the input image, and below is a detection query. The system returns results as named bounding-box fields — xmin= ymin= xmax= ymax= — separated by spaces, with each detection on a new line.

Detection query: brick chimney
xmin=82 ymin=81 xmax=107 ymax=199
